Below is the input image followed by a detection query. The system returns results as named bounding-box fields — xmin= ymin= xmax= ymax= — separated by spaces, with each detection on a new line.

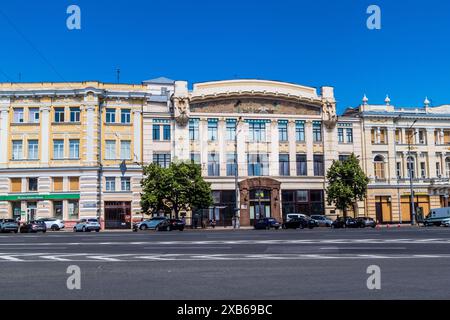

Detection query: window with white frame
xmin=29 ymin=108 xmax=40 ymax=123
xmin=105 ymin=140 xmax=116 ymax=159
xmin=54 ymin=108 xmax=65 ymax=123
xmin=28 ymin=140 xmax=39 ymax=160
xmin=120 ymin=140 xmax=131 ymax=160
xmin=121 ymin=177 xmax=131 ymax=191
xmin=53 ymin=140 xmax=64 ymax=159
xmin=69 ymin=139 xmax=80 ymax=159
xmin=105 ymin=177 xmax=116 ymax=191
xmin=70 ymin=107 xmax=80 ymax=122
xmin=374 ymin=155 xmax=386 ymax=180
xmin=13 ymin=108 xmax=24 ymax=123
xmin=12 ymin=140 xmax=23 ymax=160
xmin=121 ymin=109 xmax=131 ymax=124
xmin=106 ymin=108 xmax=116 ymax=123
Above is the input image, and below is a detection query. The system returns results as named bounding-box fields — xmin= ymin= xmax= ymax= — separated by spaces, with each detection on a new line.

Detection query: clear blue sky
xmin=1 ymin=0 xmax=449 ymax=114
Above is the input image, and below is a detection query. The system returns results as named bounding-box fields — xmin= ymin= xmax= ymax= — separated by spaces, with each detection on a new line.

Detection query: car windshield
xmin=88 ymin=219 xmax=98 ymax=223
xmin=3 ymin=219 xmax=15 ymax=223
xmin=148 ymin=220 xmax=163 ymax=227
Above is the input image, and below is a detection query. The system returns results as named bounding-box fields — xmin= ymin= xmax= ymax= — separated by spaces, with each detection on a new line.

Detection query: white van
xmin=424 ymin=207 xmax=450 ymax=226
xmin=285 ymin=213 xmax=308 ymax=222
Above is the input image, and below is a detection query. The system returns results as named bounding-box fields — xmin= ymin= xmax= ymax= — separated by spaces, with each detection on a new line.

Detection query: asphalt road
xmin=1 ymin=227 xmax=450 ymax=299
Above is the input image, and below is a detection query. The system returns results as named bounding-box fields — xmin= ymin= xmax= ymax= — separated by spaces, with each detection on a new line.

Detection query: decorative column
xmin=287 ymin=120 xmax=296 ymax=176
xmin=305 ymin=120 xmax=314 ymax=176
xmin=84 ymin=104 xmax=96 ymax=163
xmin=218 ymin=118 xmax=226 ymax=176
xmin=270 ymin=120 xmax=280 ymax=176
xmin=0 ymin=101 xmax=10 ymax=167
xmin=199 ymin=118 xmax=208 ymax=176
xmin=40 ymin=104 xmax=51 ymax=165
xmin=133 ymin=109 xmax=142 ymax=163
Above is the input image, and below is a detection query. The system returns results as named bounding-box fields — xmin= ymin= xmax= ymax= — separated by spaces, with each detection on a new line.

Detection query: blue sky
xmin=0 ymin=0 xmax=449 ymax=114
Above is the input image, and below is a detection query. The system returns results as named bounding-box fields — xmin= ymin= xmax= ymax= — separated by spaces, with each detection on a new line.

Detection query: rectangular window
xmin=208 ymin=153 xmax=220 ymax=176
xmin=296 ymin=190 xmax=308 ymax=202
xmin=437 ymin=162 xmax=442 ymax=177
xmin=69 ymin=177 xmax=79 ymax=191
xmin=120 ymin=140 xmax=131 ymax=160
xmin=13 ymin=108 xmax=24 ymax=123
xmin=339 ymin=154 xmax=350 ymax=162
xmin=121 ymin=177 xmax=131 ymax=191
xmin=53 ymin=201 xmax=63 ymax=219
xmin=418 ymin=130 xmax=426 ymax=144
xmin=28 ymin=178 xmax=38 ymax=192
xmin=279 ymin=154 xmax=290 ymax=176
xmin=153 ymin=153 xmax=171 ymax=168
xmin=248 ymin=154 xmax=269 ymax=176
xmin=338 ymin=128 xmax=344 ymax=143
xmin=189 ymin=118 xmax=199 ymax=141
xmin=53 ymin=177 xmax=63 ymax=192
xmin=208 ymin=119 xmax=218 ymax=141
xmin=296 ymin=121 xmax=305 ymax=142
xmin=105 ymin=140 xmax=116 ymax=160
xmin=105 ymin=177 xmax=116 ymax=191
xmin=163 ymin=125 xmax=171 ymax=141
xmin=68 ymin=200 xmax=79 ymax=219
xmin=346 ymin=128 xmax=354 ymax=143
xmin=29 ymin=108 xmax=39 ymax=123
xmin=226 ymin=120 xmax=236 ymax=141
xmin=153 ymin=124 xmax=161 ymax=141
xmin=10 ymin=178 xmax=22 ymax=193
xmin=27 ymin=140 xmax=39 ymax=160
xmin=106 ymin=108 xmax=116 ymax=123
xmin=69 ymin=139 xmax=80 ymax=159
xmin=420 ymin=162 xmax=426 ymax=178
xmin=190 ymin=153 xmax=200 ymax=164
xmin=296 ymin=154 xmax=307 ymax=176
xmin=313 ymin=155 xmax=324 ymax=176
xmin=396 ymin=162 xmax=402 ymax=179
xmin=53 ymin=140 xmax=64 ymax=159
xmin=278 ymin=121 xmax=288 ymax=142
xmin=69 ymin=107 xmax=80 ymax=122
xmin=54 ymin=108 xmax=65 ymax=123
xmin=12 ymin=140 xmax=23 ymax=160
xmin=121 ymin=109 xmax=131 ymax=124
xmin=249 ymin=122 xmax=267 ymax=142
xmin=226 ymin=153 xmax=237 ymax=176
xmin=313 ymin=122 xmax=322 ymax=142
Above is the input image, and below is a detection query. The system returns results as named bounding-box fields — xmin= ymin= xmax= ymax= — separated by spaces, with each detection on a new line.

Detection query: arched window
xmin=407 ymin=156 xmax=415 ymax=179
xmin=374 ymin=155 xmax=386 ymax=180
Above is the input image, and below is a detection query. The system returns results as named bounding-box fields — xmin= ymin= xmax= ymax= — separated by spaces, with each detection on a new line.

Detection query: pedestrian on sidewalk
xmin=210 ymin=218 xmax=216 ymax=229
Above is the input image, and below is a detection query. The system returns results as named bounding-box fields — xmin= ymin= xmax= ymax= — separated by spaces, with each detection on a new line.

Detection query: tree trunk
xmin=352 ymin=201 xmax=359 ymax=218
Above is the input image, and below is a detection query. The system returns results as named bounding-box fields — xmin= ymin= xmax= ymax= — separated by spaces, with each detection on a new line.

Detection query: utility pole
xmin=408 ymin=119 xmax=418 ymax=225
xmin=116 ymin=68 xmax=120 ymax=83
xmin=234 ymin=115 xmax=243 ymax=229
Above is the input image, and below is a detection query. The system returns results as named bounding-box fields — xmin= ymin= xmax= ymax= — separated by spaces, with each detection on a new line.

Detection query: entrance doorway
xmin=104 ymin=201 xmax=131 ymax=229
xmin=27 ymin=202 xmax=37 ymax=221
xmin=375 ymin=196 xmax=392 ymax=223
xmin=249 ymin=189 xmax=271 ymax=225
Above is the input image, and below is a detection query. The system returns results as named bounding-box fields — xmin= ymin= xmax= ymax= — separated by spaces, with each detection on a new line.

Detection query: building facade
xmin=344 ymin=96 xmax=450 ymax=223
xmin=0 ymin=82 xmax=147 ymax=229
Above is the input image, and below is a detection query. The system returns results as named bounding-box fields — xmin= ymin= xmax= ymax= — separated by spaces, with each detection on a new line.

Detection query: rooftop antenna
xmin=116 ymin=68 xmax=120 ymax=83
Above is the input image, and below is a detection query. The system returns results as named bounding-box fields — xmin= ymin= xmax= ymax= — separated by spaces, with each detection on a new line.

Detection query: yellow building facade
xmin=0 ymin=82 xmax=146 ymax=229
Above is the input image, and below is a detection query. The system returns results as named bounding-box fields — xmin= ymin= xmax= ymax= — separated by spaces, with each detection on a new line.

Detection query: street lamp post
xmin=234 ymin=116 xmax=243 ymax=229
xmin=408 ymin=120 xmax=418 ymax=226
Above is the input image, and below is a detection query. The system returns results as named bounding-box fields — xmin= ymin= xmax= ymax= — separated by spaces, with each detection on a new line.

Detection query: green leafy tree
xmin=326 ymin=153 xmax=369 ymax=217
xmin=140 ymin=161 xmax=213 ymax=218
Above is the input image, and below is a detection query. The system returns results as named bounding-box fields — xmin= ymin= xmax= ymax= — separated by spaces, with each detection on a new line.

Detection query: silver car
xmin=311 ymin=215 xmax=333 ymax=227
xmin=73 ymin=218 xmax=101 ymax=232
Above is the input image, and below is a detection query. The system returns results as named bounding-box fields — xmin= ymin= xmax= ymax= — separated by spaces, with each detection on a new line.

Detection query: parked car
xmin=311 ymin=215 xmax=333 ymax=227
xmin=441 ymin=218 xmax=450 ymax=227
xmin=285 ymin=213 xmax=308 ymax=222
xmin=134 ymin=217 xmax=167 ymax=231
xmin=157 ymin=219 xmax=185 ymax=231
xmin=254 ymin=218 xmax=281 ymax=230
xmin=357 ymin=217 xmax=377 ymax=228
xmin=36 ymin=218 xmax=65 ymax=231
xmin=331 ymin=217 xmax=359 ymax=229
xmin=0 ymin=219 xmax=19 ymax=233
xmin=20 ymin=220 xmax=47 ymax=233
xmin=282 ymin=217 xmax=316 ymax=229
xmin=73 ymin=218 xmax=101 ymax=232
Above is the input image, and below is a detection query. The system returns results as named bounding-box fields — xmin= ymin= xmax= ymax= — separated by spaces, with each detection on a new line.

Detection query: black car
xmin=254 ymin=218 xmax=281 ymax=230
xmin=357 ymin=217 xmax=377 ymax=228
xmin=157 ymin=219 xmax=185 ymax=231
xmin=282 ymin=217 xmax=316 ymax=230
xmin=19 ymin=220 xmax=47 ymax=233
xmin=0 ymin=219 xmax=19 ymax=233
xmin=331 ymin=217 xmax=359 ymax=229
